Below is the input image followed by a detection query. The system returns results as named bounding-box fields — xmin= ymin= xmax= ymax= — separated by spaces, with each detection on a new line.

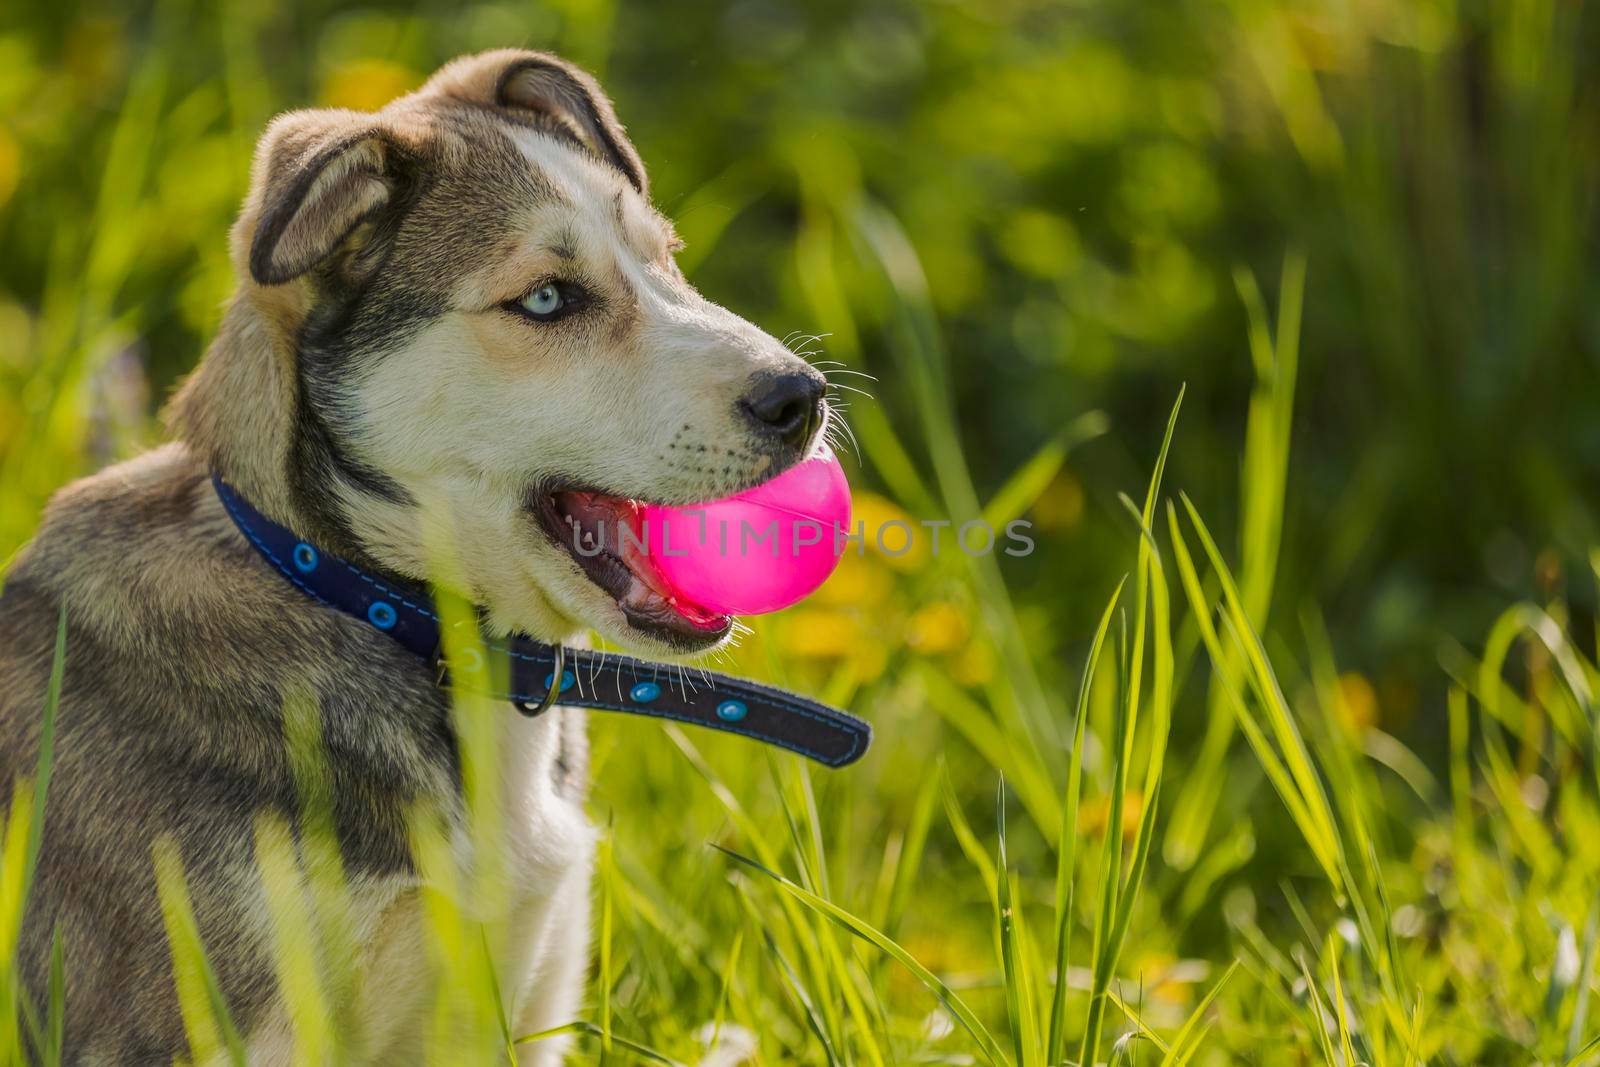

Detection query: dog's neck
xmin=168 ymin=289 xmax=382 ymax=570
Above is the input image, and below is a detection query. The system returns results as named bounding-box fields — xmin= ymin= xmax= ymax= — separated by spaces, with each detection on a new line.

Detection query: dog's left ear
xmin=424 ymin=49 xmax=647 ymax=198
xmin=246 ymin=111 xmax=416 ymax=287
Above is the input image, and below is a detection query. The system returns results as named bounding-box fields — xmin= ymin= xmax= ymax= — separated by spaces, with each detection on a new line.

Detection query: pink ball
xmin=643 ymin=446 xmax=851 ymax=616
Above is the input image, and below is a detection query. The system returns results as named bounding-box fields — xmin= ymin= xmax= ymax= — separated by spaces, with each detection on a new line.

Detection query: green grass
xmin=3 ymin=1 xmax=1600 ymax=1063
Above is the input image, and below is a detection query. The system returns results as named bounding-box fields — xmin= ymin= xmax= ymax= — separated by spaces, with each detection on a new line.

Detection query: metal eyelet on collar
xmin=432 ymin=618 xmax=484 ymax=688
xmin=518 ymin=643 xmax=565 ymax=718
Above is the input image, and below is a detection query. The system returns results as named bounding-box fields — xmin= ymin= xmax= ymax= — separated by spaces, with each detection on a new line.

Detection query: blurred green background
xmin=3 ymin=0 xmax=1600 ymax=1062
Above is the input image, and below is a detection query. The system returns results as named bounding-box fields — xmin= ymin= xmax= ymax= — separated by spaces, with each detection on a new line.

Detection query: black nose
xmin=741 ymin=372 xmax=825 ymax=452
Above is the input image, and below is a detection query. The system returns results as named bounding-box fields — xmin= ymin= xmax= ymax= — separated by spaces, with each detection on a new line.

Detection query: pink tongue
xmin=561 ymin=492 xmax=725 ymax=622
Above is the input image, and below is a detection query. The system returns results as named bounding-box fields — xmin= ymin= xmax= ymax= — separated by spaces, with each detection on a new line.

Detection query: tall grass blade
xmin=1079 ymin=389 xmax=1181 ymax=1067
xmin=759 ymin=924 xmax=843 ymax=1067
xmin=1166 ymin=255 xmax=1303 ymax=871
xmin=995 ymin=782 xmax=1040 ymax=1067
xmin=711 ymin=928 xmax=744 ymax=1047
xmin=715 ymin=844 xmax=1011 ymax=1067
xmin=1167 ymin=504 xmax=1327 ymax=877
xmin=22 ymin=608 xmax=65 ymax=906
xmin=478 ymin=927 xmax=517 ymax=1066
xmin=1158 ymin=960 xmax=1237 ymax=1067
xmin=515 ymin=1019 xmax=686 ymax=1065
xmin=943 ymin=771 xmax=1001 ymax=914
xmin=44 ymin=923 xmax=62 ymax=1067
xmin=1046 ymin=580 xmax=1124 ymax=1064
xmin=981 ymin=411 xmax=1110 ymax=531
xmin=850 ymin=199 xmax=1065 ymax=772
xmin=1174 ymin=493 xmax=1345 ymax=897
xmin=1328 ymin=934 xmax=1358 ymax=1067
xmin=1569 ymin=899 xmax=1600 ymax=1062
xmin=1564 ymin=1030 xmax=1600 ymax=1067
xmin=1295 ymin=948 xmax=1340 ymax=1067
xmin=152 ymin=837 xmax=246 ymax=1067
xmin=253 ymin=814 xmax=334 ymax=1065
xmin=668 ymin=727 xmax=850 ymax=1051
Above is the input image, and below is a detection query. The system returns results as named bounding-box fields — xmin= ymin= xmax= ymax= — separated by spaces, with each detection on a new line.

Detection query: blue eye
xmin=522 ymin=283 xmax=565 ymax=319
xmin=507 ymin=280 xmax=587 ymax=323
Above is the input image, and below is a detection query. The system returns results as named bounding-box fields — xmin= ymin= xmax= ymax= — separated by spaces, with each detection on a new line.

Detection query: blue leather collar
xmin=212 ymin=475 xmax=870 ymax=768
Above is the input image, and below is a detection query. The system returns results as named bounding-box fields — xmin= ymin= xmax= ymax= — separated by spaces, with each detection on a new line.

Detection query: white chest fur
xmin=340 ymin=704 xmax=594 ymax=1065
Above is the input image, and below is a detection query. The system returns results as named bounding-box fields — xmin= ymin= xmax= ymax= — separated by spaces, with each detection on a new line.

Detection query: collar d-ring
xmin=518 ymin=643 xmax=566 ymax=717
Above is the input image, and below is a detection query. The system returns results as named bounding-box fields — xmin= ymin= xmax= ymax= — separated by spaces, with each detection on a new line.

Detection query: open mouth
xmin=530 ymin=489 xmax=732 ymax=650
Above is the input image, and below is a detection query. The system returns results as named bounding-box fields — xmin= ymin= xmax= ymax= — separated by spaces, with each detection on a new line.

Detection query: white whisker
xmin=783 ymin=331 xmax=832 ymax=355
xmin=823 ymin=408 xmax=863 ymax=464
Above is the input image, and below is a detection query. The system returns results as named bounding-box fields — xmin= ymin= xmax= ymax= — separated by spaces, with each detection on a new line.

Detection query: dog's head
xmin=213 ymin=49 xmax=827 ymax=655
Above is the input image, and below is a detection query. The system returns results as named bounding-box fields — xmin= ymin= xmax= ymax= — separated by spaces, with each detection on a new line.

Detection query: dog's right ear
xmin=420 ymin=49 xmax=647 ymax=198
xmin=247 ymin=111 xmax=412 ymax=287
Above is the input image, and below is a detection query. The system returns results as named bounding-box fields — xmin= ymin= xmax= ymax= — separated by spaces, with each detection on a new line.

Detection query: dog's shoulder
xmin=0 ymin=444 xmax=472 ymax=1059
xmin=6 ymin=442 xmax=235 ymax=642
xmin=1 ymin=445 xmax=209 ymax=729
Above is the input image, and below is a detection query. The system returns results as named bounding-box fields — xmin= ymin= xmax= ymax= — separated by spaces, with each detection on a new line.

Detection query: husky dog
xmin=0 ymin=49 xmax=826 ymax=1063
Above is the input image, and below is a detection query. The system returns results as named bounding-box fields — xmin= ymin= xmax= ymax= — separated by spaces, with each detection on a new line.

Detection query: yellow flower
xmin=320 ymin=59 xmax=418 ymax=113
xmin=779 ymin=609 xmax=859 ymax=658
xmin=850 ymin=492 xmax=929 ymax=571
xmin=1078 ymin=791 xmax=1144 ymax=838
xmin=1336 ymin=672 xmax=1377 ymax=732
xmin=1032 ymin=468 xmax=1085 ymax=531
xmin=906 ymin=601 xmax=967 ymax=654
xmin=949 ymin=639 xmax=993 ymax=687
xmin=812 ymin=552 xmax=892 ymax=607
xmin=1131 ymin=953 xmax=1206 ymax=1006
xmin=0 ymin=126 xmax=18 ymax=213
xmin=893 ymin=929 xmax=991 ymax=1002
